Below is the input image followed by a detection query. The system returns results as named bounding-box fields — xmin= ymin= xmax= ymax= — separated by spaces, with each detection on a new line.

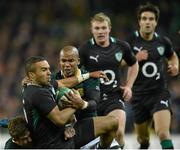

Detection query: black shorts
xmin=97 ymin=92 xmax=125 ymax=116
xmin=74 ymin=118 xmax=95 ymax=148
xmin=131 ymin=89 xmax=172 ymax=124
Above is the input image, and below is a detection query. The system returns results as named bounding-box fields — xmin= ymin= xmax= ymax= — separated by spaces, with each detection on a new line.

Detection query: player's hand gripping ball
xmin=56 ymin=87 xmax=74 ymax=109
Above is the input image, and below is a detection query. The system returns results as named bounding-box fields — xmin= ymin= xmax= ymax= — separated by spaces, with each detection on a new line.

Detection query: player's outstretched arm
xmin=56 ymin=71 xmax=108 ymax=88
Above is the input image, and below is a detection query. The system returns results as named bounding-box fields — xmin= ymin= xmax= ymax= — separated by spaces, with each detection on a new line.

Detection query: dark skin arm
xmin=56 ymin=70 xmax=108 ymax=88
xmin=22 ymin=71 xmax=108 ymax=88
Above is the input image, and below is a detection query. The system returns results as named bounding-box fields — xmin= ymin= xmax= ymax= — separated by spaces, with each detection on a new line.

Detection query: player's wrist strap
xmin=77 ymin=73 xmax=90 ymax=83
xmin=82 ymin=101 xmax=88 ymax=109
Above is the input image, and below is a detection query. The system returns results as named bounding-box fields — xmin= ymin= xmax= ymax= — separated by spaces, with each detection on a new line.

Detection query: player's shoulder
xmin=25 ymin=84 xmax=50 ymax=96
xmin=126 ymin=30 xmax=140 ymax=41
xmin=112 ymin=37 xmax=131 ymax=50
xmin=157 ymin=34 xmax=172 ymax=45
xmin=82 ymin=38 xmax=95 ymax=48
xmin=79 ymin=38 xmax=94 ymax=54
xmin=80 ymin=66 xmax=88 ymax=74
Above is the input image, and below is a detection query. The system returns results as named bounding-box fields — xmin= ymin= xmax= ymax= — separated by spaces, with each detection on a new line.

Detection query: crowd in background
xmin=0 ymin=0 xmax=180 ymax=133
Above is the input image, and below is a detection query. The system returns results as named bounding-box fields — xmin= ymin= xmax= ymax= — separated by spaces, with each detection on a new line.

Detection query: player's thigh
xmin=134 ymin=120 xmax=152 ymax=137
xmin=153 ymin=110 xmax=171 ymax=133
xmin=131 ymin=95 xmax=153 ymax=124
xmin=108 ymin=109 xmax=126 ymax=130
xmin=93 ymin=116 xmax=118 ymax=137
xmin=98 ymin=94 xmax=125 ymax=116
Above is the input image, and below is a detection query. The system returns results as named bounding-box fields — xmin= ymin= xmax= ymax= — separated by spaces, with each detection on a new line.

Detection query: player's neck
xmin=96 ymin=40 xmax=110 ymax=48
xmin=139 ymin=30 xmax=154 ymax=41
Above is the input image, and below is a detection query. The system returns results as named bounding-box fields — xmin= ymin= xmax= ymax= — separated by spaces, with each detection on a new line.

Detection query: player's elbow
xmin=87 ymin=100 xmax=97 ymax=111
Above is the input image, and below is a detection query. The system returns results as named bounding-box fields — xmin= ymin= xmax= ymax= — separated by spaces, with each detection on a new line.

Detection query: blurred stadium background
xmin=0 ymin=0 xmax=180 ymax=148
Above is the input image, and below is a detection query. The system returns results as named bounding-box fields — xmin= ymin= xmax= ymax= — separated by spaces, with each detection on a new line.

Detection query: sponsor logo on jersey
xmin=115 ymin=52 xmax=122 ymax=62
xmin=90 ymin=55 xmax=99 ymax=62
xmin=102 ymin=93 xmax=108 ymax=100
xmin=133 ymin=46 xmax=143 ymax=52
xmin=157 ymin=46 xmax=165 ymax=56
xmin=160 ymin=100 xmax=169 ymax=107
xmin=119 ymin=99 xmax=125 ymax=107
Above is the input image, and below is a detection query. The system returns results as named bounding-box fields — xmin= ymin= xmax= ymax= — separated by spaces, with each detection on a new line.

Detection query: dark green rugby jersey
xmin=127 ymin=31 xmax=174 ymax=95
xmin=79 ymin=37 xmax=136 ymax=94
xmin=53 ymin=68 xmax=100 ymax=120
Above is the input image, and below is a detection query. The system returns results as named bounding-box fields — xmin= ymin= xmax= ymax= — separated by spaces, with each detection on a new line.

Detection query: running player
xmin=126 ymin=3 xmax=179 ymax=149
xmin=79 ymin=12 xmax=139 ymax=148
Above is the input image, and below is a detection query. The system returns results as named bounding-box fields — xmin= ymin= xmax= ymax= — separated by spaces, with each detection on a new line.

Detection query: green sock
xmin=161 ymin=139 xmax=174 ymax=149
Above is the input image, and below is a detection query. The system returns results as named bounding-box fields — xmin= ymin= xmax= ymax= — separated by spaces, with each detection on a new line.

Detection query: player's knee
xmin=116 ymin=128 xmax=124 ymax=139
xmin=106 ymin=116 xmax=118 ymax=131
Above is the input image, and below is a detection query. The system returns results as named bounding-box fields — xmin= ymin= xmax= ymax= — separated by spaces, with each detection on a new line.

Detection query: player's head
xmin=137 ymin=3 xmax=159 ymax=35
xmin=25 ymin=56 xmax=51 ymax=86
xmin=8 ymin=116 xmax=32 ymax=147
xmin=90 ymin=12 xmax=111 ymax=47
xmin=59 ymin=46 xmax=80 ymax=77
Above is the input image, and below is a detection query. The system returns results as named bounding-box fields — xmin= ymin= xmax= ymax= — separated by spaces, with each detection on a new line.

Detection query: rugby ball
xmin=56 ymin=87 xmax=73 ymax=109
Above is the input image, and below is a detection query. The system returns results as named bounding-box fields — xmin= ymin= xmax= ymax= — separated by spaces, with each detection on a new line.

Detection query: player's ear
xmin=28 ymin=72 xmax=35 ymax=80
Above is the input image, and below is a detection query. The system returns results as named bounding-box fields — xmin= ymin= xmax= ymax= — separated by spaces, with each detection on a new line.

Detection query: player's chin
xmin=144 ymin=29 xmax=153 ymax=34
xmin=97 ymin=37 xmax=106 ymax=42
xmin=43 ymin=79 xmax=51 ymax=86
xmin=64 ymin=71 xmax=73 ymax=77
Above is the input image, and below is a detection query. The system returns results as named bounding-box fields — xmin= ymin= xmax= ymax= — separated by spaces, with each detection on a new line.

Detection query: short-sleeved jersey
xmin=4 ymin=138 xmax=24 ymax=149
xmin=79 ymin=37 xmax=136 ymax=94
xmin=53 ymin=68 xmax=100 ymax=120
xmin=22 ymin=80 xmax=74 ymax=148
xmin=127 ymin=31 xmax=174 ymax=95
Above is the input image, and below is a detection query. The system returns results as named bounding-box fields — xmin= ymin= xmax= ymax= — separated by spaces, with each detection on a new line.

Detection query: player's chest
xmin=132 ymin=41 xmax=165 ymax=61
xmin=87 ymin=47 xmax=123 ymax=66
xmin=74 ymin=83 xmax=85 ymax=97
xmin=58 ymin=74 xmax=85 ymax=97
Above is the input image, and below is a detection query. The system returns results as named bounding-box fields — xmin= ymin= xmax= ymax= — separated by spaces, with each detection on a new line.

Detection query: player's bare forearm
xmin=126 ymin=61 xmax=139 ymax=88
xmin=56 ymin=71 xmax=108 ymax=88
xmin=47 ymin=106 xmax=76 ymax=126
xmin=89 ymin=71 xmax=109 ymax=81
